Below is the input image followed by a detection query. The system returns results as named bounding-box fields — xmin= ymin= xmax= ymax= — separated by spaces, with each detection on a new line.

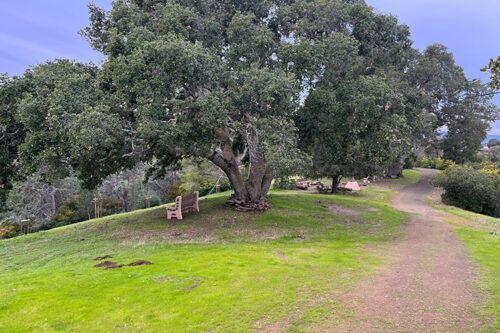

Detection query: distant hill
xmin=483 ymin=134 xmax=500 ymax=144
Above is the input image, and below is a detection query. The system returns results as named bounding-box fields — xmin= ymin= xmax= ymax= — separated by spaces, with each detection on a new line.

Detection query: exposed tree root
xmin=226 ymin=195 xmax=271 ymax=212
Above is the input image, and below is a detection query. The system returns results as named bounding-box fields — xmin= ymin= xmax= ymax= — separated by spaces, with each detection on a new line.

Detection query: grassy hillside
xmin=0 ymin=172 xmax=418 ymax=332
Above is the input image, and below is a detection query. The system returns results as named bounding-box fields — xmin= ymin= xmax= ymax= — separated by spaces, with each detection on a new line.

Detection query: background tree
xmin=410 ymin=45 xmax=498 ymax=163
xmin=484 ymin=56 xmax=500 ymax=90
xmin=289 ymin=1 xmax=421 ymax=187
xmin=442 ymin=81 xmax=498 ymax=163
xmin=488 ymin=138 xmax=500 ymax=148
xmin=0 ymin=75 xmax=25 ymax=211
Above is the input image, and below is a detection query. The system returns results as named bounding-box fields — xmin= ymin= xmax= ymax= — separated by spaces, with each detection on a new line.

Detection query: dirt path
xmin=325 ymin=169 xmax=486 ymax=332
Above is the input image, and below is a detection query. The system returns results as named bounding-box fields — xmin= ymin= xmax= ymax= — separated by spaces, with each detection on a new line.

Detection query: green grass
xmin=0 ymin=181 xmax=411 ymax=332
xmin=430 ymin=196 xmax=499 ymax=331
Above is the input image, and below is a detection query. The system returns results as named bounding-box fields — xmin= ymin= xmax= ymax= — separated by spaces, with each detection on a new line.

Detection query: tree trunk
xmin=331 ymin=174 xmax=342 ymax=194
xmin=50 ymin=187 xmax=57 ymax=216
xmin=122 ymin=188 xmax=129 ymax=212
xmin=386 ymin=160 xmax=404 ymax=179
xmin=208 ymin=127 xmax=272 ymax=211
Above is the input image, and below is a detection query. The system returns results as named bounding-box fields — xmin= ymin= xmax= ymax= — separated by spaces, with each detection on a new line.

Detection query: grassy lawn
xmin=0 ymin=173 xmax=419 ymax=332
xmin=429 ymin=194 xmax=499 ymax=331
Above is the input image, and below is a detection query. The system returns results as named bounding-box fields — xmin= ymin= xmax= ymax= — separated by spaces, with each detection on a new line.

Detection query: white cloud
xmin=0 ymin=32 xmax=68 ymax=61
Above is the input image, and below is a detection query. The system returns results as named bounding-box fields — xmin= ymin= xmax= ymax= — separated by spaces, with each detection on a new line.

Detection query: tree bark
xmin=208 ymin=126 xmax=272 ymax=211
xmin=331 ymin=174 xmax=342 ymax=194
xmin=386 ymin=160 xmax=404 ymax=179
xmin=50 ymin=187 xmax=57 ymax=216
xmin=122 ymin=188 xmax=129 ymax=212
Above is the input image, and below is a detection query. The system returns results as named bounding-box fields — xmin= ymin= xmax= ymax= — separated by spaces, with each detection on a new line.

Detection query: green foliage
xmin=297 ymin=75 xmax=413 ymax=181
xmin=442 ymin=81 xmax=498 ymax=163
xmin=2 ymin=0 xmax=497 ymax=209
xmin=0 ymin=75 xmax=26 ymax=211
xmin=165 ymin=182 xmax=184 ymax=201
xmin=51 ymin=199 xmax=82 ymax=228
xmin=273 ymin=178 xmax=297 ymax=190
xmin=179 ymin=158 xmax=231 ymax=196
xmin=432 ymin=165 xmax=500 ymax=217
xmin=418 ymin=157 xmax=455 ymax=170
xmin=488 ymin=139 xmax=500 ymax=148
xmin=403 ymin=155 xmax=417 ymax=169
xmin=411 ymin=46 xmax=498 ymax=163
xmin=0 ymin=224 xmax=17 ymax=239
xmin=484 ymin=56 xmax=500 ymax=90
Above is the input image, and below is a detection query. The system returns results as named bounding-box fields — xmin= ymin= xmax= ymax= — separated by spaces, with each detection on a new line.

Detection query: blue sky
xmin=1 ymin=0 xmax=499 ymax=134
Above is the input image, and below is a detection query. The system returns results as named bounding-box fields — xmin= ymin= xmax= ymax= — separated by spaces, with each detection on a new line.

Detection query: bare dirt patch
xmin=321 ymin=203 xmax=360 ymax=217
xmin=94 ymin=261 xmax=123 ymax=269
xmin=127 ymin=260 xmax=152 ymax=266
xmin=93 ymin=255 xmax=113 ymax=261
xmin=94 ymin=258 xmax=152 ymax=269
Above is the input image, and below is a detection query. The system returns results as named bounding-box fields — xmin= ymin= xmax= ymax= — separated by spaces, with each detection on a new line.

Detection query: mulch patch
xmin=94 ymin=255 xmax=113 ymax=261
xmin=94 ymin=257 xmax=153 ymax=270
xmin=127 ymin=260 xmax=152 ymax=266
xmin=94 ymin=261 xmax=124 ymax=269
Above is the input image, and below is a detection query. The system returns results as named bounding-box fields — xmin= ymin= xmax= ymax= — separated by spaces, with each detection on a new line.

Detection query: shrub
xmin=0 ymin=224 xmax=17 ymax=239
xmin=165 ymin=182 xmax=183 ymax=201
xmin=273 ymin=178 xmax=297 ymax=190
xmin=403 ymin=155 xmax=417 ymax=169
xmin=418 ymin=157 xmax=455 ymax=170
xmin=51 ymin=199 xmax=79 ymax=227
xmin=179 ymin=158 xmax=231 ymax=197
xmin=432 ymin=165 xmax=500 ymax=217
xmin=419 ymin=157 xmax=432 ymax=168
xmin=480 ymin=161 xmax=500 ymax=175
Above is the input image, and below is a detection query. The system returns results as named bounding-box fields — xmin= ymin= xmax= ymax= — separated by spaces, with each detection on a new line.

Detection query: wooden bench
xmin=166 ymin=191 xmax=199 ymax=220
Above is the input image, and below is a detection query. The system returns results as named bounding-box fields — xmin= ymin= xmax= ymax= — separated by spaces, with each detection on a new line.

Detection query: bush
xmin=273 ymin=178 xmax=297 ymax=190
xmin=178 ymin=158 xmax=231 ymax=197
xmin=419 ymin=157 xmax=432 ymax=168
xmin=418 ymin=157 xmax=455 ymax=170
xmin=51 ymin=199 xmax=83 ymax=227
xmin=0 ymin=224 xmax=17 ymax=239
xmin=165 ymin=182 xmax=183 ymax=201
xmin=432 ymin=166 xmax=500 ymax=217
xmin=403 ymin=155 xmax=417 ymax=169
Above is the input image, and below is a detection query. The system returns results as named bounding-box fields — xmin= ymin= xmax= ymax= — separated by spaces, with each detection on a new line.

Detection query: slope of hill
xmin=0 ymin=174 xmax=420 ymax=332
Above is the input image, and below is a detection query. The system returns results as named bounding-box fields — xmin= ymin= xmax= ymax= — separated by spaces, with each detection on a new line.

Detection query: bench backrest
xmin=181 ymin=191 xmax=198 ymax=207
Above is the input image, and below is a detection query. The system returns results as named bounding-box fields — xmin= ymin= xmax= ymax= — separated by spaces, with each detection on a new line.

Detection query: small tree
xmin=487 ymin=139 xmax=500 ymax=148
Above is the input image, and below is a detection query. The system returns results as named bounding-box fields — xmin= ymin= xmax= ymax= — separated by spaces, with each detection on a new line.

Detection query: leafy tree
xmin=11 ymin=60 xmax=133 ymax=187
xmin=291 ymin=2 xmax=422 ymax=187
xmin=484 ymin=56 xmax=500 ymax=89
xmin=78 ymin=0 xmax=336 ymax=210
xmin=487 ymin=138 xmax=500 ymax=148
xmin=0 ymin=75 xmax=25 ymax=211
xmin=297 ymin=75 xmax=412 ymax=190
xmin=411 ymin=45 xmax=499 ymax=163
xmin=409 ymin=45 xmax=468 ymax=127
xmin=442 ymin=81 xmax=498 ymax=163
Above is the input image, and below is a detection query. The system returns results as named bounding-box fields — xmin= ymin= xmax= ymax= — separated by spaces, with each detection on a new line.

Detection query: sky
xmin=0 ymin=0 xmax=499 ymax=135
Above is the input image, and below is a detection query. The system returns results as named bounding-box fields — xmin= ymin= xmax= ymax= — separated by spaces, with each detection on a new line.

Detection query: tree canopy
xmin=1 ymin=0 xmax=499 ymax=211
